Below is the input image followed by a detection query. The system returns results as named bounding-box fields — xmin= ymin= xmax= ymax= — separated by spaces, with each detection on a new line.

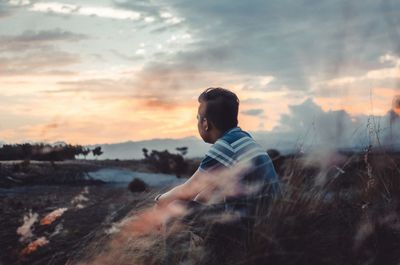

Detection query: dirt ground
xmin=0 ymin=184 xmax=159 ymax=265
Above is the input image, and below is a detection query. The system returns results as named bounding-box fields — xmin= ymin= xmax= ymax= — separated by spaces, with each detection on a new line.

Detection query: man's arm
xmin=156 ymin=168 xmax=211 ymax=206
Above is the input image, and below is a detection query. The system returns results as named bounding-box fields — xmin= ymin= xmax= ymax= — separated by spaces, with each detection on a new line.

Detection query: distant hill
xmin=82 ymin=132 xmax=304 ymax=160
xmin=2 ymin=120 xmax=398 ymax=160
xmin=85 ymin=136 xmax=211 ymax=160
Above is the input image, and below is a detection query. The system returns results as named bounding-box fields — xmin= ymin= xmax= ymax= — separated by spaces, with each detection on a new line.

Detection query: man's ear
xmin=203 ymin=118 xmax=209 ymax=131
xmin=204 ymin=118 xmax=212 ymax=131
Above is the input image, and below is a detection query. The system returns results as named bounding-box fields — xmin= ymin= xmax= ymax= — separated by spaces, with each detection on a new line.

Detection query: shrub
xmin=128 ymin=178 xmax=148 ymax=193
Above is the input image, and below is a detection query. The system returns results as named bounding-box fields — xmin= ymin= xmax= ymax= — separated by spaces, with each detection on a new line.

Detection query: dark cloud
xmin=11 ymin=28 xmax=88 ymax=42
xmin=113 ymin=0 xmax=163 ymax=18
xmin=0 ymin=29 xmax=88 ymax=75
xmin=0 ymin=7 xmax=11 ymax=18
xmin=241 ymin=109 xmax=264 ymax=116
xmin=53 ymin=64 xmax=203 ymax=101
xmin=49 ymin=77 xmax=191 ymax=111
xmin=0 ymin=2 xmax=15 ymax=19
xmin=135 ymin=62 xmax=199 ymax=88
xmin=119 ymin=0 xmax=400 ymax=91
xmin=52 ymin=59 xmax=242 ymax=102
xmin=0 ymin=28 xmax=89 ymax=52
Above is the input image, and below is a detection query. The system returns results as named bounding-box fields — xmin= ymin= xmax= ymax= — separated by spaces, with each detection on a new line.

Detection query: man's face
xmin=197 ymin=101 xmax=211 ymax=143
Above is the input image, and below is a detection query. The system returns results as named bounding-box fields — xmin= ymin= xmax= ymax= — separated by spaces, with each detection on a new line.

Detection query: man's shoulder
xmin=219 ymin=127 xmax=253 ymax=146
xmin=199 ymin=128 xmax=258 ymax=170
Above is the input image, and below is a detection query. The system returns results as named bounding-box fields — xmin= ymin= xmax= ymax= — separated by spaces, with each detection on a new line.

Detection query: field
xmin=1 ymin=150 xmax=400 ymax=265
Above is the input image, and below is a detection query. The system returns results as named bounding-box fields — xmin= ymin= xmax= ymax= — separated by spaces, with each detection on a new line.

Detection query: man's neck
xmin=209 ymin=129 xmax=223 ymax=144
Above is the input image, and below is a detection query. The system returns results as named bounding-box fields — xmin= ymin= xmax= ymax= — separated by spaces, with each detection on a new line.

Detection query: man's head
xmin=197 ymin=87 xmax=239 ymax=143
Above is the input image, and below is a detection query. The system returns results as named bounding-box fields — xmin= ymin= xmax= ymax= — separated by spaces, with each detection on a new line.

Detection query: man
xmin=155 ymin=87 xmax=280 ymax=215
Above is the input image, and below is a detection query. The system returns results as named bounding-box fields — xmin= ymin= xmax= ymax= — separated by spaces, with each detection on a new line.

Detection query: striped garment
xmin=199 ymin=126 xmax=281 ymax=199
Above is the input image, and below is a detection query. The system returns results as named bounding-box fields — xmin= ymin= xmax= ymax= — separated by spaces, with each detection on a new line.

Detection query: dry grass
xmin=2 ymin=150 xmax=399 ymax=265
xmin=78 ymin=150 xmax=400 ymax=265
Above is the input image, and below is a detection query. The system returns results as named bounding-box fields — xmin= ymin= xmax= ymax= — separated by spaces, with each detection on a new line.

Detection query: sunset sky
xmin=1 ymin=0 xmax=399 ymax=145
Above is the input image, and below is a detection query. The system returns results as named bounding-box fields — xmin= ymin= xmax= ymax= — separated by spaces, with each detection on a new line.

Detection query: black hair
xmin=198 ymin=87 xmax=239 ymax=132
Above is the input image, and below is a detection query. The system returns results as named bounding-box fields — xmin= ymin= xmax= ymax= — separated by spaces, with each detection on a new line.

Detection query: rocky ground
xmin=0 ymin=159 xmax=190 ymax=265
xmin=0 ymin=184 xmax=160 ymax=265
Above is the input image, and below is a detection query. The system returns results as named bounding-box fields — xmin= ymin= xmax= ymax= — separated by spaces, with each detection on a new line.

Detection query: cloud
xmin=9 ymin=28 xmax=87 ymax=43
xmin=251 ymin=97 xmax=400 ymax=153
xmin=241 ymin=98 xmax=265 ymax=104
xmin=240 ymin=75 xmax=284 ymax=92
xmin=51 ymin=75 xmax=196 ymax=110
xmin=13 ymin=1 xmax=145 ymax=21
xmin=47 ymin=61 xmax=298 ymax=115
xmin=109 ymin=49 xmax=144 ymax=61
xmin=310 ymin=53 xmax=400 ymax=116
xmin=316 ymin=53 xmax=400 ymax=89
xmin=0 ymin=2 xmax=14 ymax=18
xmin=274 ymin=98 xmax=391 ymax=148
xmin=41 ymin=87 xmax=108 ymax=95
xmin=53 ymin=79 xmax=133 ymax=98
xmin=0 ymin=28 xmax=89 ymax=52
xmin=8 ymin=0 xmax=178 ymax=27
xmin=0 ymin=49 xmax=80 ymax=75
xmin=8 ymin=0 xmax=31 ymax=6
xmin=51 ymin=64 xmax=230 ymax=101
xmin=7 ymin=1 xmax=142 ymax=21
xmin=0 ymin=29 xmax=87 ymax=75
xmin=113 ymin=0 xmax=184 ymax=26
xmin=117 ymin=0 xmax=400 ymax=92
xmin=113 ymin=0 xmax=161 ymax=17
xmin=0 ymin=9 xmax=11 ymax=18
xmin=241 ymin=109 xmax=264 ymax=117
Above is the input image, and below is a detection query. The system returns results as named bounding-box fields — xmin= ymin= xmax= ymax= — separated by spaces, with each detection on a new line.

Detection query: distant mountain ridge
xmin=85 ymin=136 xmax=211 ymax=160
xmin=1 ymin=123 xmax=398 ymax=160
xmin=83 ymin=133 xmax=302 ymax=160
